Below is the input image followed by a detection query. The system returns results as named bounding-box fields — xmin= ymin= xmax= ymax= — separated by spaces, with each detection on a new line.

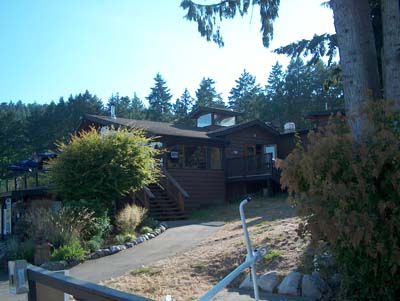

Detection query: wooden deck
xmin=0 ymin=171 xmax=50 ymax=199
xmin=225 ymin=155 xmax=280 ymax=182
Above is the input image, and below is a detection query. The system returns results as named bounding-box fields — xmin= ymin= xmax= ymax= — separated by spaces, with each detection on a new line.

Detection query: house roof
xmin=207 ymin=119 xmax=280 ymax=137
xmin=188 ymin=106 xmax=242 ymax=119
xmin=84 ymin=114 xmax=217 ymax=140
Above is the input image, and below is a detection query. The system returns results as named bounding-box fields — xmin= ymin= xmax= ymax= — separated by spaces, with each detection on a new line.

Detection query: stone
xmin=102 ymin=248 xmax=111 ymax=256
xmin=159 ymin=226 xmax=165 ymax=232
xmin=148 ymin=233 xmax=155 ymax=239
xmin=155 ymin=229 xmax=161 ymax=235
xmin=258 ymin=271 xmax=280 ymax=293
xmin=119 ymin=245 xmax=126 ymax=251
xmin=110 ymin=245 xmax=121 ymax=253
xmin=239 ymin=274 xmax=256 ymax=290
xmin=126 ymin=242 xmax=134 ymax=248
xmin=40 ymin=261 xmax=68 ymax=271
xmin=311 ymin=271 xmax=327 ymax=292
xmin=302 ymin=274 xmax=322 ymax=299
xmin=277 ymin=271 xmax=302 ymax=296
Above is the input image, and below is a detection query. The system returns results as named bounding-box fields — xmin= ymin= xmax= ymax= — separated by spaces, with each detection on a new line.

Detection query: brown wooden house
xmin=80 ymin=106 xmax=307 ymax=220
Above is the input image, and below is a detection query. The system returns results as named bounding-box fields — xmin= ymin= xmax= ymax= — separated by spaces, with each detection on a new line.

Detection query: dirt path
xmin=70 ymin=220 xmax=224 ymax=283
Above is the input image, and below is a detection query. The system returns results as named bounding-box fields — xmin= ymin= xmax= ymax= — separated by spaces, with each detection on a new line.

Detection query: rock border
xmin=41 ymin=223 xmax=169 ymax=271
xmin=239 ymin=269 xmax=330 ymax=300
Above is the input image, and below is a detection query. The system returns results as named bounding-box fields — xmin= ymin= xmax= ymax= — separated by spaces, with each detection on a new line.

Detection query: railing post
xmin=24 ymin=174 xmax=27 ymax=189
xmin=35 ymin=172 xmax=39 ymax=187
xmin=14 ymin=176 xmax=17 ymax=191
xmin=6 ymin=179 xmax=8 ymax=192
xmin=28 ymin=279 xmax=37 ymax=301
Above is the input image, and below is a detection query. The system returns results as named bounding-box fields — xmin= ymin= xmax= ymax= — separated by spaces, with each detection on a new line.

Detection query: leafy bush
xmin=123 ymin=233 xmax=136 ymax=242
xmin=115 ymin=204 xmax=147 ymax=234
xmin=51 ymin=239 xmax=86 ymax=262
xmin=140 ymin=217 xmax=159 ymax=229
xmin=280 ymin=99 xmax=400 ymax=299
xmin=140 ymin=226 xmax=153 ymax=234
xmin=92 ymin=213 xmax=112 ymax=239
xmin=6 ymin=238 xmax=34 ymax=262
xmin=48 ymin=127 xmax=160 ymax=216
xmin=114 ymin=234 xmax=126 ymax=245
xmin=86 ymin=235 xmax=104 ymax=252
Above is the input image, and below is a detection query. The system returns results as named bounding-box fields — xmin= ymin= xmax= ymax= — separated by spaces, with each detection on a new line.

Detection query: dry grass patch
xmin=101 ymin=195 xmax=310 ymax=301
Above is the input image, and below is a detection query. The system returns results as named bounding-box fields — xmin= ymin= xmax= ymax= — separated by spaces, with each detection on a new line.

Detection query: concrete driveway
xmin=70 ymin=220 xmax=224 ymax=283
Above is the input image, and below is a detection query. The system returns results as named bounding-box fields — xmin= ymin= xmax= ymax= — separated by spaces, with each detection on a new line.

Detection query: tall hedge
xmin=49 ymin=127 xmax=160 ymax=215
xmin=280 ymin=99 xmax=400 ymax=299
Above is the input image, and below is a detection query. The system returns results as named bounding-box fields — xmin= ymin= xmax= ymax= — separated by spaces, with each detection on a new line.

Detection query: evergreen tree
xmin=129 ymin=93 xmax=146 ymax=120
xmin=228 ymin=69 xmax=262 ymax=121
xmin=195 ymin=77 xmax=224 ymax=108
xmin=107 ymin=93 xmax=131 ymax=118
xmin=146 ymin=73 xmax=173 ymax=121
xmin=173 ymin=88 xmax=194 ymax=125
xmin=263 ymin=62 xmax=285 ymax=125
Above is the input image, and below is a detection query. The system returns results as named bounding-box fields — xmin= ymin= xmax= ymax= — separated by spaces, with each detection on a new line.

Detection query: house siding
xmin=223 ymin=126 xmax=278 ymax=159
xmin=168 ymin=168 xmax=225 ymax=211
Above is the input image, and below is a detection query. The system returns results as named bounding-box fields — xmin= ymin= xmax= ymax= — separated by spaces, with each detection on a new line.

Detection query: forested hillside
xmin=0 ymin=57 xmax=343 ymax=170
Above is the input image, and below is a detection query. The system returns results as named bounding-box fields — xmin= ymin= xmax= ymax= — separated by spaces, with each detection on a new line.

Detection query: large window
xmin=197 ymin=113 xmax=212 ymax=127
xmin=185 ymin=146 xmax=207 ymax=169
xmin=167 ymin=145 xmax=222 ymax=169
xmin=214 ymin=114 xmax=235 ymax=126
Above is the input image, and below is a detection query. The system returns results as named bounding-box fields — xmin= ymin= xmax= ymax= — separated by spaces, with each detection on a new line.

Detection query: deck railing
xmin=26 ymin=265 xmax=155 ymax=301
xmin=0 ymin=170 xmax=50 ymax=194
xmin=226 ymin=154 xmax=280 ymax=179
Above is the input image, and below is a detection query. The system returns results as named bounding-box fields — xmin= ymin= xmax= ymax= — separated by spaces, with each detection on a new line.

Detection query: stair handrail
xmin=135 ymin=185 xmax=155 ymax=209
xmin=143 ymin=185 xmax=155 ymax=199
xmin=160 ymin=168 xmax=189 ymax=212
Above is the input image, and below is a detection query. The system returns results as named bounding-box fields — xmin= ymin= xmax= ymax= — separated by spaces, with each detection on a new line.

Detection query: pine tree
xmin=146 ymin=73 xmax=173 ymax=122
xmin=107 ymin=93 xmax=131 ymax=118
xmin=173 ymin=88 xmax=194 ymax=125
xmin=195 ymin=77 xmax=224 ymax=108
xmin=129 ymin=93 xmax=146 ymax=120
xmin=228 ymin=69 xmax=262 ymax=120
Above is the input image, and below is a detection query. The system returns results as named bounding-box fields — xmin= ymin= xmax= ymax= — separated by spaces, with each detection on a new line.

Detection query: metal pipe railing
xmin=198 ymin=197 xmax=267 ymax=301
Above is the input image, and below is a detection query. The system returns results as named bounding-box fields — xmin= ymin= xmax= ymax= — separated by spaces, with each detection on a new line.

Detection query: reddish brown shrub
xmin=280 ymin=99 xmax=400 ymax=299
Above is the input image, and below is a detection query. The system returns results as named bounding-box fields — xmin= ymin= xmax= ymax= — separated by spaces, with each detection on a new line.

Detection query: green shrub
xmin=51 ymin=239 xmax=86 ymax=262
xmin=48 ymin=127 xmax=160 ymax=216
xmin=280 ymin=99 xmax=400 ymax=299
xmin=123 ymin=233 xmax=136 ymax=242
xmin=114 ymin=234 xmax=126 ymax=245
xmin=115 ymin=204 xmax=147 ymax=234
xmin=140 ymin=217 xmax=159 ymax=229
xmin=140 ymin=226 xmax=153 ymax=234
xmin=6 ymin=238 xmax=34 ymax=262
xmin=86 ymin=235 xmax=104 ymax=252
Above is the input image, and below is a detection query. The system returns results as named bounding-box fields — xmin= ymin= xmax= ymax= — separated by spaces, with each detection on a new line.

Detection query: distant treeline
xmin=0 ymin=57 xmax=343 ymax=171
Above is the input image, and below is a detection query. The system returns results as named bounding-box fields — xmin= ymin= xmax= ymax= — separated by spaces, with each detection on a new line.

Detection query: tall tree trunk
xmin=382 ymin=0 xmax=400 ymax=108
xmin=331 ymin=0 xmax=381 ymax=139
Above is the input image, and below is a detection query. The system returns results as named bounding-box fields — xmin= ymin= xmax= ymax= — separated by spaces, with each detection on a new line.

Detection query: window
xmin=208 ymin=147 xmax=222 ymax=169
xmin=214 ymin=114 xmax=235 ymax=127
xmin=167 ymin=145 xmax=222 ymax=170
xmin=264 ymin=145 xmax=277 ymax=161
xmin=184 ymin=146 xmax=207 ymax=168
xmin=197 ymin=113 xmax=212 ymax=127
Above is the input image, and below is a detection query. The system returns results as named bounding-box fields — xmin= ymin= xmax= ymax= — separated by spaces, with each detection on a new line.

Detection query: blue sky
xmin=0 ymin=0 xmax=335 ymax=105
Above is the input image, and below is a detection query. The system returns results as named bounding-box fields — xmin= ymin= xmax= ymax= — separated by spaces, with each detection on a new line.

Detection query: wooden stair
xmin=147 ymin=183 xmax=188 ymax=221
